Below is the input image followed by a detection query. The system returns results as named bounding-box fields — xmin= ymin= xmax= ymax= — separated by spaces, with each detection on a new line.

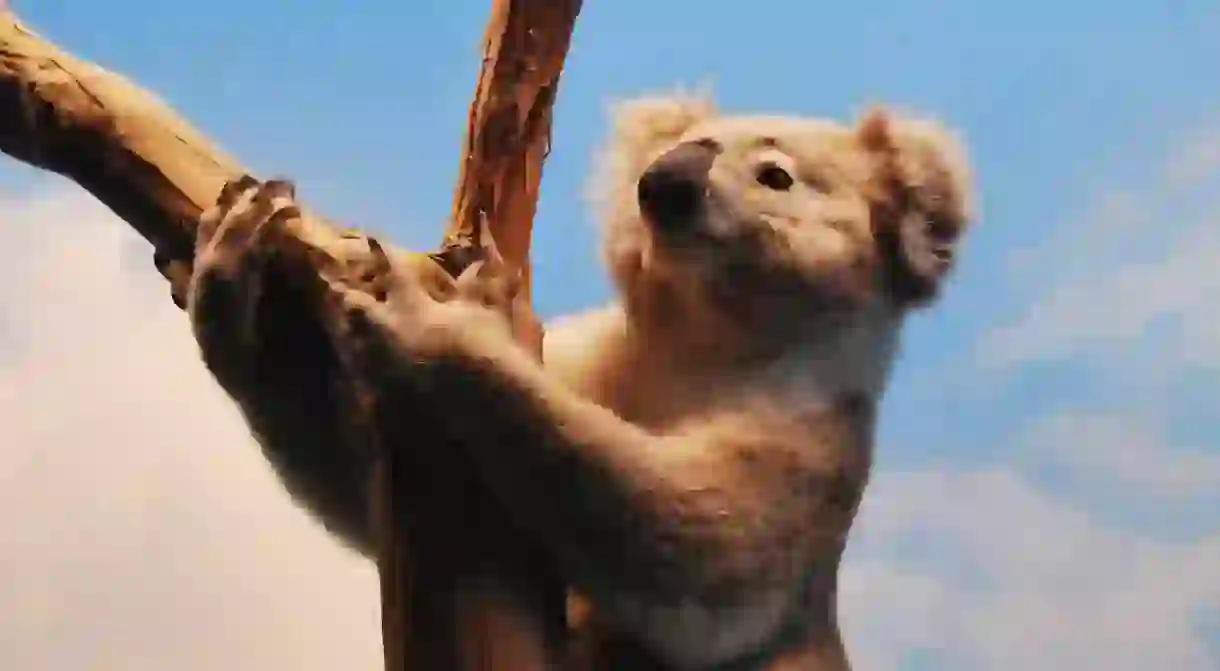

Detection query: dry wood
xmin=0 ymin=6 xmax=367 ymax=305
xmin=380 ymin=3 xmax=583 ymax=670
xmin=0 ymin=2 xmax=581 ymax=669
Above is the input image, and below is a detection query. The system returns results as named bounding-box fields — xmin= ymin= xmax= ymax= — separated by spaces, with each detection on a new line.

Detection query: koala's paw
xmin=187 ymin=174 xmax=303 ymax=354
xmin=326 ymin=242 xmax=523 ymax=383
xmin=450 ymin=256 xmax=524 ymax=323
xmin=449 ymin=255 xmax=541 ymax=355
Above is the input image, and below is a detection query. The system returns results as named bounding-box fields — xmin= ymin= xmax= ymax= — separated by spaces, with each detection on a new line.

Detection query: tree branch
xmin=0 ymin=3 xmax=582 ymax=670
xmin=0 ymin=6 xmax=365 ymax=305
xmin=380 ymin=3 xmax=584 ymax=670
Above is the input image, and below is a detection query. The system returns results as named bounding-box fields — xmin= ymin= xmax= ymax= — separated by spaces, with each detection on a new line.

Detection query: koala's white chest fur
xmin=763 ymin=306 xmax=903 ymax=410
xmin=609 ymin=588 xmax=795 ymax=669
xmin=546 ymin=304 xmax=900 ymax=667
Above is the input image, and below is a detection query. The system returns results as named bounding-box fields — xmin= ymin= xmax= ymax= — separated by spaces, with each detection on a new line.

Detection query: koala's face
xmin=594 ymin=95 xmax=972 ymax=332
xmin=638 ymin=117 xmax=884 ymax=313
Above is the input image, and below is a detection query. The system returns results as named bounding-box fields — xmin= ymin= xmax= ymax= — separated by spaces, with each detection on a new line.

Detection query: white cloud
xmin=844 ymin=118 xmax=1220 ymax=669
xmin=1164 ymin=119 xmax=1220 ymax=187
xmin=1023 ymin=412 xmax=1220 ymax=501
xmin=0 ymin=183 xmax=381 ymax=670
xmin=978 ymin=118 xmax=1220 ymax=371
xmin=842 ymin=467 xmax=1220 ymax=670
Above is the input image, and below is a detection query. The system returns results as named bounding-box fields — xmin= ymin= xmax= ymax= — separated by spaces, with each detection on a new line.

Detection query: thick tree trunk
xmin=0 ymin=2 xmax=581 ymax=669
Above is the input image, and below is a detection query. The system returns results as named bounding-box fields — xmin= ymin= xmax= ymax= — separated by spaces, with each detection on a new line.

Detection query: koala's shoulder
xmin=542 ymin=305 xmax=632 ymax=400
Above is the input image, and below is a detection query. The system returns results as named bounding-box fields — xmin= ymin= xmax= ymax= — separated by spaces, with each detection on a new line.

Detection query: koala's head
xmin=590 ymin=93 xmax=973 ymax=341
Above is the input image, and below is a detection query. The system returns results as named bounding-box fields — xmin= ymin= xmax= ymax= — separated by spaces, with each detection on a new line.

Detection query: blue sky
xmin=2 ymin=2 xmax=1219 ymax=669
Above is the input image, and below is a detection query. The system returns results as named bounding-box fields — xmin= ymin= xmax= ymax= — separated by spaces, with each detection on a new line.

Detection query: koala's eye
xmin=756 ymin=163 xmax=794 ymax=191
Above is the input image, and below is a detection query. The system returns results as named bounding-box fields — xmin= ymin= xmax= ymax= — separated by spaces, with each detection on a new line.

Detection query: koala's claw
xmin=199 ymin=174 xmax=257 ymax=244
xmin=361 ymin=237 xmax=394 ymax=302
xmin=217 ymin=174 xmax=260 ymax=207
xmin=188 ymin=174 xmax=307 ymax=348
xmin=196 ymin=175 xmax=300 ymax=265
xmin=152 ymin=246 xmax=192 ymax=311
xmin=452 ymin=257 xmax=522 ymax=318
xmin=252 ymin=178 xmax=297 ymax=212
xmin=453 ymin=260 xmax=488 ymax=296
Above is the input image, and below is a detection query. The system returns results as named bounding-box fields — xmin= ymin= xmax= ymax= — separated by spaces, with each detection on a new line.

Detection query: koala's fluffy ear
xmin=856 ymin=108 xmax=973 ymax=307
xmin=608 ymin=93 xmax=716 ymax=157
xmin=589 ymin=91 xmax=717 ymax=239
xmin=590 ymin=92 xmax=716 ymax=195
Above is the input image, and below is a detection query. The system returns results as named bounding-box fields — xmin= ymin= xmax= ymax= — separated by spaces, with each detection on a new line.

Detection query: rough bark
xmin=379 ymin=2 xmax=583 ymax=670
xmin=0 ymin=2 xmax=580 ymax=670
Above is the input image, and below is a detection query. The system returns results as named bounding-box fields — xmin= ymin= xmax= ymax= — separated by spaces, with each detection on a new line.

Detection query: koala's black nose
xmin=637 ymin=141 xmax=719 ymax=230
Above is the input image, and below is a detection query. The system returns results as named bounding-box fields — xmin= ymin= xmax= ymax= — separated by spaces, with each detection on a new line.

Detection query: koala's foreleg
xmin=328 ymin=262 xmax=828 ymax=666
xmin=186 ymin=176 xmax=376 ymax=552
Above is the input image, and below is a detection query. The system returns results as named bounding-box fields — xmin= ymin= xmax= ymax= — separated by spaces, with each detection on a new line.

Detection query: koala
xmin=185 ymin=92 xmax=972 ymax=670
xmin=186 ymin=175 xmax=377 ymax=549
xmin=187 ymin=177 xmax=569 ymax=668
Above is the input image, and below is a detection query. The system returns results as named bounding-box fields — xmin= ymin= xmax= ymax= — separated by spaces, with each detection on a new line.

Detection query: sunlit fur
xmin=406 ymin=93 xmax=974 ymax=668
xmin=186 ymin=93 xmax=975 ymax=670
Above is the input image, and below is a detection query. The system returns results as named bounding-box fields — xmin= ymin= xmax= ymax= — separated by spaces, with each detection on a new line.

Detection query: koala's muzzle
xmin=638 ymin=141 xmax=718 ymax=231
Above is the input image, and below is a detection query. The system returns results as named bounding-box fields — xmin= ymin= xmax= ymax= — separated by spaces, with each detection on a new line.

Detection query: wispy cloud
xmin=839 ymin=117 xmax=1220 ymax=671
xmin=843 ymin=466 xmax=1220 ymax=670
xmin=841 ymin=118 xmax=1220 ymax=669
xmin=1023 ymin=412 xmax=1220 ymax=501
xmin=978 ymin=117 xmax=1220 ymax=371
